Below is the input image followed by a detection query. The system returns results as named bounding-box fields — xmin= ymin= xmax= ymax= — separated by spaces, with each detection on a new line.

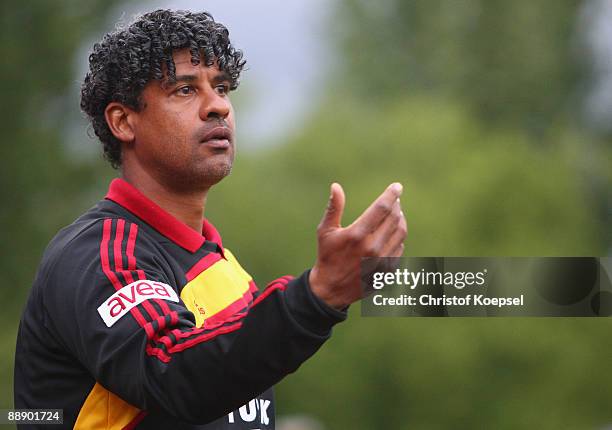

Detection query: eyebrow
xmin=162 ymin=71 xmax=232 ymax=88
xmin=173 ymin=74 xmax=198 ymax=83
xmin=211 ymin=71 xmax=232 ymax=84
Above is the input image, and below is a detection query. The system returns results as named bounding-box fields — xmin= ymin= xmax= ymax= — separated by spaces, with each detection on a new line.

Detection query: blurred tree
xmin=331 ymin=0 xmax=611 ymax=252
xmin=0 ymin=0 xmax=122 ymax=302
xmin=276 ymin=316 xmax=612 ymax=430
xmin=334 ymin=0 xmax=584 ymax=134
xmin=0 ymin=0 xmax=120 ymax=408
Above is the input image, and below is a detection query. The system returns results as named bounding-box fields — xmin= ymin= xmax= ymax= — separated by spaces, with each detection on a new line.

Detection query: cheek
xmin=227 ymin=106 xmax=236 ymax=130
xmin=152 ymin=112 xmax=190 ymax=147
xmin=137 ymin=115 xmax=189 ymax=162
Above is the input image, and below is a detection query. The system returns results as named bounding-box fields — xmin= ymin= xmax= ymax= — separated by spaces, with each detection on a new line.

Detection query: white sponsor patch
xmin=98 ymin=280 xmax=179 ymax=327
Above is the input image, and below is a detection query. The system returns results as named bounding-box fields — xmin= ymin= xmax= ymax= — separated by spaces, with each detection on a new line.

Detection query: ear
xmin=104 ymin=102 xmax=136 ymax=144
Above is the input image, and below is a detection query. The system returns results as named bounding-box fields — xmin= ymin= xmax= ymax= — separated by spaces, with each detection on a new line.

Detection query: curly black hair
xmin=80 ymin=9 xmax=246 ymax=168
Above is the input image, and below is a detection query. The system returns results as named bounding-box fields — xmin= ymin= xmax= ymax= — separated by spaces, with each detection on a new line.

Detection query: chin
xmin=195 ymin=162 xmax=233 ymax=188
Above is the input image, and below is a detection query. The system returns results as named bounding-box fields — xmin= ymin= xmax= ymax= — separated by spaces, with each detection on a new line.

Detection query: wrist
xmin=308 ymin=266 xmax=345 ymax=310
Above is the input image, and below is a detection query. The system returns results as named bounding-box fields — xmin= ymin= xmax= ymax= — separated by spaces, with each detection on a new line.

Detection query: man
xmin=14 ymin=9 xmax=406 ymax=429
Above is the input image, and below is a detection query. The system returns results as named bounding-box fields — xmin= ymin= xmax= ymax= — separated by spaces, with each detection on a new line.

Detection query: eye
xmin=175 ymin=85 xmax=195 ymax=96
xmin=215 ymin=84 xmax=230 ymax=95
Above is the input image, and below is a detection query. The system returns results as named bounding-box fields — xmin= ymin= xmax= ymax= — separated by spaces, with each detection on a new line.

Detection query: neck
xmin=121 ymin=166 xmax=208 ymax=234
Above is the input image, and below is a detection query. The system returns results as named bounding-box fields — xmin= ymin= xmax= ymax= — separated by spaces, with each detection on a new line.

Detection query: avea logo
xmin=98 ymin=280 xmax=179 ymax=327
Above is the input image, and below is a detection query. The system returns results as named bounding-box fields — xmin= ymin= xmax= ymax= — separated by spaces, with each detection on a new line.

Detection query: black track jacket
xmin=15 ymin=178 xmax=346 ymax=429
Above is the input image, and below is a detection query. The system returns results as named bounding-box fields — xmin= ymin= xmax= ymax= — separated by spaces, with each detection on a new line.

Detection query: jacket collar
xmin=105 ymin=178 xmax=223 ymax=254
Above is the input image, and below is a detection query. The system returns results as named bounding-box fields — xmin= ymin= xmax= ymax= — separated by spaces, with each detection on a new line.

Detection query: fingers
xmin=318 ymin=183 xmax=346 ymax=232
xmin=380 ymin=209 xmax=407 ymax=257
xmin=365 ymin=198 xmax=402 ymax=255
xmin=364 ymin=195 xmax=407 ymax=257
xmin=351 ymin=183 xmax=403 ymax=235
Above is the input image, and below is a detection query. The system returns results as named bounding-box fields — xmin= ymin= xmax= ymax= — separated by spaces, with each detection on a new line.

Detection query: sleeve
xmin=42 ymin=218 xmax=346 ymax=424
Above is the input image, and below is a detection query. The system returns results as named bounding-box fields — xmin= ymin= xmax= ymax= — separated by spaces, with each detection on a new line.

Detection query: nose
xmin=199 ymin=87 xmax=231 ymax=121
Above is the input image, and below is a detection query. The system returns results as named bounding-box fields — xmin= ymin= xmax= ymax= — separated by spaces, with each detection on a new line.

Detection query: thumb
xmin=319 ymin=183 xmax=345 ymax=231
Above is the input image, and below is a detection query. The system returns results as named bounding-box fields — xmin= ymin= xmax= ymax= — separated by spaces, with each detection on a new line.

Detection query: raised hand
xmin=309 ymin=183 xmax=407 ymax=309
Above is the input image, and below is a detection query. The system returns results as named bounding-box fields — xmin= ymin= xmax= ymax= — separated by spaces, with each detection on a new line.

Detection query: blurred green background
xmin=1 ymin=0 xmax=611 ymax=428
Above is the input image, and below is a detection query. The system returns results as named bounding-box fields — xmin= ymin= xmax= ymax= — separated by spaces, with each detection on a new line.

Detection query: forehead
xmin=171 ymin=48 xmax=201 ymax=70
xmin=159 ymin=48 xmax=224 ymax=82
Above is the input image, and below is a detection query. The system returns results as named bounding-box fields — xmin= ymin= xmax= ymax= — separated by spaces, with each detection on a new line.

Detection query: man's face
xmin=128 ymin=48 xmax=236 ymax=192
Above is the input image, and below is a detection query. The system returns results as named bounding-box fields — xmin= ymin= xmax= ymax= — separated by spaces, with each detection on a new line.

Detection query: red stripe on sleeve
xmin=249 ymin=280 xmax=259 ymax=295
xmin=100 ymin=219 xmax=148 ymax=328
xmin=119 ymin=223 xmax=161 ymax=321
xmin=118 ymin=222 xmax=136 ymax=285
xmin=115 ymin=221 xmax=161 ymax=318
xmin=122 ymin=411 xmax=148 ymax=430
xmin=251 ymin=276 xmax=293 ymax=307
xmin=113 ymin=219 xmax=125 ymax=277
xmin=204 ymin=311 xmax=248 ymax=330
xmin=156 ymin=297 xmax=172 ymax=316
xmin=146 ymin=319 xmax=244 ymax=361
xmin=185 ymin=253 xmax=222 ymax=281
xmin=141 ymin=296 xmax=161 ymax=320
xmin=145 ymin=345 xmax=171 ymax=363
xmin=99 ymin=220 xmax=179 ymax=363
xmin=102 ymin=219 xmax=170 ymax=362
xmin=124 ymin=226 xmax=179 ymax=357
xmin=167 ymin=323 xmax=242 ymax=353
xmin=126 ymin=222 xmax=138 ymax=271
xmin=202 ymin=295 xmax=251 ymax=328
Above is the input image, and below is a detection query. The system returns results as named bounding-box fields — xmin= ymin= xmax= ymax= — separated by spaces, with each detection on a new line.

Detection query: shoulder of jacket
xmin=40 ymin=217 xmax=158 ymax=276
